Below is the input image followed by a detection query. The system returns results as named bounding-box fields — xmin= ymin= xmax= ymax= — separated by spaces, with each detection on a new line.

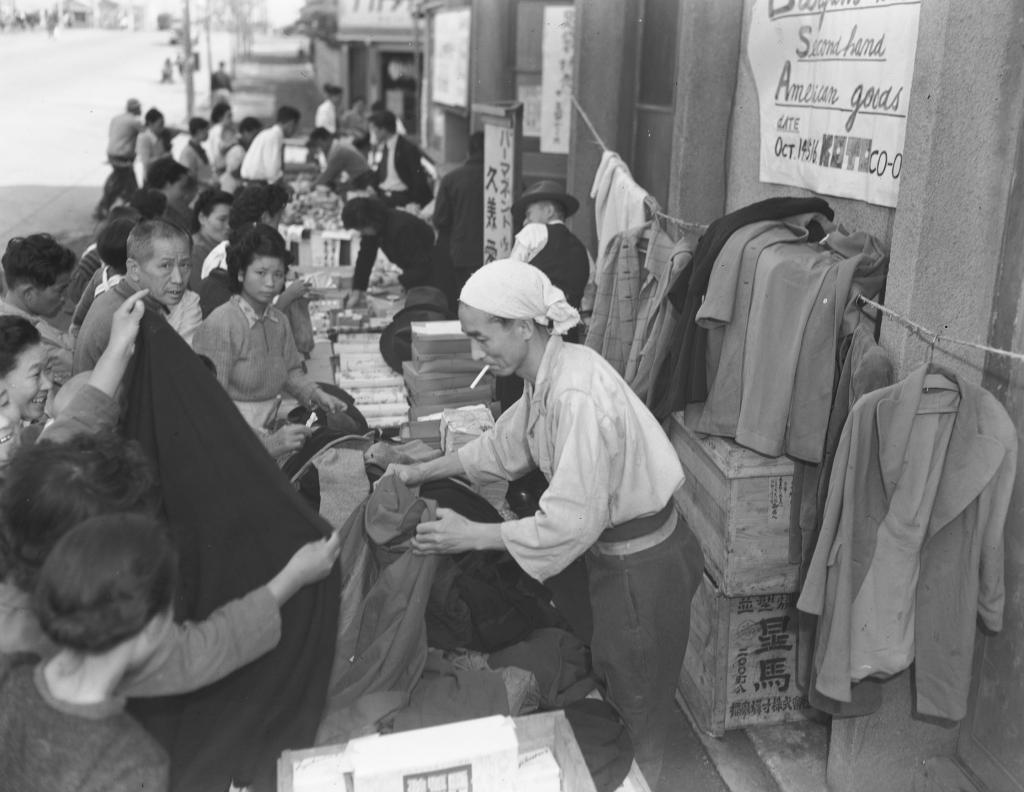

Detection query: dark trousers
xmin=587 ymin=517 xmax=703 ymax=787
xmin=98 ymin=159 xmax=138 ymax=212
xmin=379 ymin=189 xmax=413 ymax=208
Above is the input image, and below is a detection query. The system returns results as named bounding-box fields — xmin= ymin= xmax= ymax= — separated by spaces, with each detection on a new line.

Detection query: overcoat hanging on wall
xmin=797 ymin=364 xmax=1017 ymax=720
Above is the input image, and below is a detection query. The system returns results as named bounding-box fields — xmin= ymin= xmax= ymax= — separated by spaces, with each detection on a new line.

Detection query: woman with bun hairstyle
xmin=0 ymin=514 xmax=174 ymax=791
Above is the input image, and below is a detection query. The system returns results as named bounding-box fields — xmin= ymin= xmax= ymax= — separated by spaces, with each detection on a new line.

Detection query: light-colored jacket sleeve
xmin=977 ymin=407 xmax=1017 ymax=632
xmin=39 ymin=384 xmax=120 ymax=443
xmin=457 ymin=397 xmax=536 ymax=484
xmin=497 ymin=390 xmax=617 ymax=582
xmin=119 ymin=586 xmax=281 ymax=697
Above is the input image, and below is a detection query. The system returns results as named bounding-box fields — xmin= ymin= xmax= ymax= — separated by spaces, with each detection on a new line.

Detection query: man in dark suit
xmin=432 ymin=131 xmax=484 ymax=306
xmin=368 ymin=109 xmax=433 ymax=209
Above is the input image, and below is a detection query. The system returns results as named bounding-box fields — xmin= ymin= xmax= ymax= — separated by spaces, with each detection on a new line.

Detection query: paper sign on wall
xmin=518 ymin=84 xmax=542 ymax=138
xmin=483 ymin=123 xmax=515 ymax=264
xmin=747 ymin=0 xmax=922 ymax=208
xmin=432 ymin=8 xmax=471 ymax=108
xmin=338 ymin=0 xmax=413 ymax=31
xmin=540 ymin=5 xmax=574 ymax=154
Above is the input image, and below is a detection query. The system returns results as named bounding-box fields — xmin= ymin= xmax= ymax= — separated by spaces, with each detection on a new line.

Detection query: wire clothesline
xmin=570 ymin=94 xmax=707 ymax=234
xmin=859 ymin=296 xmax=1024 ymax=362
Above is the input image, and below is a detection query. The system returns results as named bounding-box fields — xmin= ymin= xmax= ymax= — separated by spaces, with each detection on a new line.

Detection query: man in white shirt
xmin=240 ymin=106 xmax=300 ymax=184
xmin=367 ymin=109 xmax=432 ymax=209
xmin=390 ymin=260 xmax=702 ymax=788
xmin=314 ymin=84 xmax=343 ymax=135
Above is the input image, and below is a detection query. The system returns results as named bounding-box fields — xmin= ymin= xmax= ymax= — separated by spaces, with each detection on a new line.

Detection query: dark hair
xmin=225 ymin=224 xmax=291 ymax=294
xmin=0 ymin=432 xmax=159 ymax=591
xmin=1 ymin=234 xmax=75 ymax=290
xmin=128 ymin=188 xmax=168 ymax=220
xmin=96 ymin=217 xmax=137 ymax=275
xmin=189 ymin=116 xmax=211 ymax=136
xmin=351 ymin=96 xmax=365 ymax=106
xmin=106 ymin=205 xmax=142 ymax=224
xmin=0 ymin=316 xmax=42 ymax=378
xmin=341 ymin=196 xmax=388 ymax=232
xmin=34 ymin=513 xmax=176 ymax=654
xmin=467 ymin=131 xmax=484 ymax=157
xmin=126 ymin=218 xmax=191 ymax=264
xmin=322 ymin=83 xmax=343 ymax=96
xmin=210 ymin=102 xmax=232 ymax=124
xmin=238 ymin=116 xmax=263 ymax=136
xmin=145 ymin=157 xmax=189 ymax=190
xmin=368 ymin=109 xmax=396 ymax=134
xmin=276 ymin=105 xmax=301 ymax=125
xmin=308 ymin=127 xmax=332 ymax=146
xmin=193 ymin=188 xmax=233 ymax=229
xmin=229 ymin=183 xmax=290 ymax=229
xmin=144 ymin=108 xmax=164 ymax=126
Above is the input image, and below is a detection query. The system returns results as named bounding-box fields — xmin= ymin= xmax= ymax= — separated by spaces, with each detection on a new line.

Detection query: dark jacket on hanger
xmin=650 ymin=196 xmax=833 ymax=420
xmin=797 ymin=364 xmax=1016 ymax=720
xmin=122 ymin=312 xmax=340 ymax=792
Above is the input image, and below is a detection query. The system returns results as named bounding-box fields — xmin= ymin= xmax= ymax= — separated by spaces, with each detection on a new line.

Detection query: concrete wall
xmin=311 ymin=38 xmax=347 ymax=97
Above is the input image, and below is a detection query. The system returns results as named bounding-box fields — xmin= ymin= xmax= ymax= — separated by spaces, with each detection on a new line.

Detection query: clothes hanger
xmin=917 ymin=331 xmax=960 ymax=414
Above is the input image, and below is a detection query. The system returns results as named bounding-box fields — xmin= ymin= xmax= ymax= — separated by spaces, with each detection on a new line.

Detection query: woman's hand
xmin=107 ymin=290 xmax=148 ymax=359
xmin=310 ymin=388 xmax=347 ymax=415
xmin=266 ymin=531 xmax=342 ymax=606
xmin=276 ymin=278 xmax=312 ymax=311
xmin=265 ymin=423 xmax=312 ymax=457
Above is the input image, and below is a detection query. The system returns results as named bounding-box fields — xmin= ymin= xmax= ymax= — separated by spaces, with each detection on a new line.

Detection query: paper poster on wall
xmin=517 ymin=84 xmax=542 ymax=138
xmin=540 ymin=5 xmax=574 ymax=154
xmin=338 ymin=0 xmax=413 ymax=31
xmin=747 ymin=0 xmax=921 ymax=208
xmin=483 ymin=123 xmax=515 ymax=264
xmin=432 ymin=7 xmax=471 ymax=108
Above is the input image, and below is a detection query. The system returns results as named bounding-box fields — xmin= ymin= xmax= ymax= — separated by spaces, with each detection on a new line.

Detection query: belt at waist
xmin=593 ymin=512 xmax=676 ymax=557
xmin=599 ymin=501 xmax=674 ymax=543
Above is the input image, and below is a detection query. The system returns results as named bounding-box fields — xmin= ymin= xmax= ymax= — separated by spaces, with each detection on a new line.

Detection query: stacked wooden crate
xmin=669 ymin=410 xmax=811 ymax=736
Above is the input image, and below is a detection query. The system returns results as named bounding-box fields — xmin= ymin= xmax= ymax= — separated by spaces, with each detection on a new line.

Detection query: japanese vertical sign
xmin=726 ymin=590 xmax=808 ymax=728
xmin=540 ymin=5 xmax=574 ymax=154
xmin=747 ymin=0 xmax=922 ymax=208
xmin=483 ymin=123 xmax=515 ymax=264
xmin=432 ymin=8 xmax=471 ymax=108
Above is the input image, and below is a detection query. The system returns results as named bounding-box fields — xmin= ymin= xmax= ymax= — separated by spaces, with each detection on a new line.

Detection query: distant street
xmin=0 ymin=27 xmax=230 ymax=246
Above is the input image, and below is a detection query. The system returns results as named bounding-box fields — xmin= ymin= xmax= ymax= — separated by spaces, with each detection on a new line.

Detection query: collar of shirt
xmin=232 ymin=295 xmax=279 ymax=328
xmin=0 ymin=298 xmax=41 ymax=326
xmin=526 ymin=333 xmax=565 ymax=412
xmin=112 ymin=278 xmax=169 ymax=315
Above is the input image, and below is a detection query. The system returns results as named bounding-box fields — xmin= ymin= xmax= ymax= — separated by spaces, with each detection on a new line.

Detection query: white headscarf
xmin=459 ymin=259 xmax=581 ymax=336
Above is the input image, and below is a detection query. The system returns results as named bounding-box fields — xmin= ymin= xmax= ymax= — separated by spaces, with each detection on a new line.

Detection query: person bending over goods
xmin=389 ymin=259 xmax=702 ymax=787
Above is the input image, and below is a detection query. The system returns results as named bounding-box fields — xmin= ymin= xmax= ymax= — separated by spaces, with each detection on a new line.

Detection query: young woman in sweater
xmin=192 ymin=224 xmax=346 ymax=458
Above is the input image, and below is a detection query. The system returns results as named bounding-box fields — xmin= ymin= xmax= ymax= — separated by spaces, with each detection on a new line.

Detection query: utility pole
xmin=183 ymin=0 xmax=195 ymax=118
xmin=205 ymin=0 xmax=214 ymax=103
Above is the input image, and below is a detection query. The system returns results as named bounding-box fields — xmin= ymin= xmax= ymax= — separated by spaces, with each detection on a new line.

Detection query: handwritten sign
xmin=483 ymin=123 xmax=515 ymax=264
xmin=517 ymin=84 xmax=542 ymax=138
xmin=432 ymin=8 xmax=471 ymax=108
xmin=338 ymin=0 xmax=413 ymax=31
xmin=747 ymin=0 xmax=922 ymax=207
xmin=540 ymin=5 xmax=574 ymax=154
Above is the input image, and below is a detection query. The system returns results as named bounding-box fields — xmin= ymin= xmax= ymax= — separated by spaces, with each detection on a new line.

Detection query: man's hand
xmin=310 ymin=388 xmax=347 ymax=415
xmin=266 ymin=532 xmax=342 ymax=606
xmin=265 ymin=423 xmax=312 ymax=457
xmin=344 ymin=289 xmax=367 ymax=309
xmin=411 ymin=508 xmax=503 ymax=555
xmin=386 ymin=462 xmax=427 ymax=488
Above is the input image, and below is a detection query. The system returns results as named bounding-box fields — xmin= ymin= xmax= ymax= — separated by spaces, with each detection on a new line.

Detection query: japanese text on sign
xmin=483 ymin=123 xmax=515 ymax=264
xmin=747 ymin=0 xmax=922 ymax=207
xmin=338 ymin=0 xmax=413 ymax=31
xmin=540 ymin=5 xmax=574 ymax=154
xmin=432 ymin=8 xmax=470 ymax=108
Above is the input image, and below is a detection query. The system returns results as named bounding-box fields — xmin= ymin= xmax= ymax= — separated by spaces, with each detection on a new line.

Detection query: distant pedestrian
xmin=220 ymin=116 xmax=262 ymax=194
xmin=339 ymin=96 xmax=369 ymax=144
xmin=433 ymin=131 xmax=485 ymax=302
xmin=94 ymin=98 xmax=144 ymax=220
xmin=145 ymin=158 xmax=197 ymax=232
xmin=161 ymin=58 xmax=174 ymax=83
xmin=137 ymin=108 xmax=170 ymax=174
xmin=240 ymin=106 xmax=300 ymax=184
xmin=368 ymin=109 xmax=432 ymax=209
xmin=206 ymin=102 xmax=235 ymax=177
xmin=315 ymin=84 xmax=344 ymax=136
xmin=210 ymin=60 xmax=232 ymax=106
xmin=178 ymin=117 xmax=214 ymax=188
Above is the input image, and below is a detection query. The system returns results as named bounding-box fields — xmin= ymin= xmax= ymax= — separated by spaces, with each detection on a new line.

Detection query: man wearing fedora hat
xmin=510 ymin=180 xmax=590 ymax=311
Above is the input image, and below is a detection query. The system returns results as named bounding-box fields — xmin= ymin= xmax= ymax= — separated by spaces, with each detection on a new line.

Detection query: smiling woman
xmin=0 ymin=316 xmax=50 ymax=440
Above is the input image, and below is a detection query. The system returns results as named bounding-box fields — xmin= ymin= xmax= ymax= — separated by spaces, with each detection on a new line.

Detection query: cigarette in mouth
xmin=305 ymin=411 xmax=319 ymax=428
xmin=470 ymin=365 xmax=491 ymax=389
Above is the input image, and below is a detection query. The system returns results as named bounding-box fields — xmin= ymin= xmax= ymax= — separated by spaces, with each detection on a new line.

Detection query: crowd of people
xmin=0 ymin=73 xmax=700 ymax=792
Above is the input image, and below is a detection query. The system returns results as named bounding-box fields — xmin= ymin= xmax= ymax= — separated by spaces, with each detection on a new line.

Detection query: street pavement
xmin=0 ymin=27 xmax=232 ymax=250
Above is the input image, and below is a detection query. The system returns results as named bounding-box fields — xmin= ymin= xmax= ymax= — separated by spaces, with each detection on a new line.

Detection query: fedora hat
xmin=379 ymin=286 xmax=455 ymax=373
xmin=511 ymin=179 xmax=580 ymax=220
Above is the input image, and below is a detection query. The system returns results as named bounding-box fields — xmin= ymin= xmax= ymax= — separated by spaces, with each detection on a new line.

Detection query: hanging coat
xmin=797 ymin=365 xmax=1016 ymax=720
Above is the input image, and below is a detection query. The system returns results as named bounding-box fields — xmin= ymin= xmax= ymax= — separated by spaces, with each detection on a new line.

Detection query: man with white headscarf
xmin=392 ymin=259 xmax=702 ymax=786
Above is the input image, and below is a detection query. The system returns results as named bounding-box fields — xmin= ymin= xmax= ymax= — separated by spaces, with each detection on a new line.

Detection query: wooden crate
xmin=668 ymin=411 xmax=797 ymax=595
xmin=677 ymin=571 xmax=811 ymax=736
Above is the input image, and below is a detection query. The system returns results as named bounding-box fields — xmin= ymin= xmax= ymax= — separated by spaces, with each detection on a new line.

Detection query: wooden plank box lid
xmin=669 ymin=411 xmax=798 ymax=596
